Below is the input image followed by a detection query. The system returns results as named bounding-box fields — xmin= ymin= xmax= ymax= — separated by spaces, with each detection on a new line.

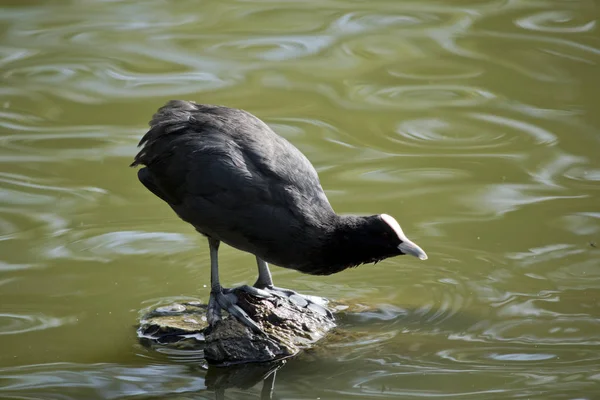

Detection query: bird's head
xmin=315 ymin=213 xmax=428 ymax=275
xmin=374 ymin=213 xmax=428 ymax=261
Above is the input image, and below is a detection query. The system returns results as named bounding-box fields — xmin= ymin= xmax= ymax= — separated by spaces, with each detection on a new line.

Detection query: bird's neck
xmin=313 ymin=215 xmax=383 ymax=274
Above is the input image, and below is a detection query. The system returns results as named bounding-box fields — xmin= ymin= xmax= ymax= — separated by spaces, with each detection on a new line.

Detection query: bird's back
xmin=132 ymin=100 xmax=335 ymax=269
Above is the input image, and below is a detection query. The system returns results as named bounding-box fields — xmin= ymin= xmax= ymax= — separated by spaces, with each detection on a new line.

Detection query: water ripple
xmin=207 ymin=35 xmax=333 ymax=61
xmin=0 ymin=1 xmax=599 ymax=399
xmin=330 ymin=10 xmax=442 ymax=34
xmin=0 ymin=121 xmax=140 ymax=162
xmin=387 ymin=60 xmax=484 ymax=81
xmin=0 ymin=363 xmax=207 ymax=400
xmin=452 ymin=316 xmax=600 ymax=346
xmin=516 ymin=11 xmax=596 ymax=33
xmin=45 ymin=230 xmax=195 ymax=262
xmin=438 ymin=346 xmax=600 ymax=368
xmin=348 ymin=84 xmax=496 ymax=109
xmin=391 ymin=110 xmax=559 ymax=155
xmin=0 ymin=313 xmax=75 ymax=336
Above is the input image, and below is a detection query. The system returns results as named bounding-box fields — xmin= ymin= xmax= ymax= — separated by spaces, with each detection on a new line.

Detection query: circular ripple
xmin=449 ymin=316 xmax=600 ymax=345
xmin=516 ymin=11 xmax=596 ymax=33
xmin=397 ymin=117 xmax=505 ymax=149
xmin=388 ymin=60 xmax=483 ymax=81
xmin=0 ymin=313 xmax=74 ymax=335
xmin=339 ymin=271 xmax=472 ymax=334
xmin=437 ymin=346 xmax=600 ymax=368
xmin=330 ymin=11 xmax=435 ymax=34
xmin=339 ymin=34 xmax=417 ymax=61
xmin=45 ymin=230 xmax=195 ymax=262
xmin=392 ymin=111 xmax=557 ymax=150
xmin=348 ymin=84 xmax=496 ymax=109
xmin=207 ymin=35 xmax=332 ymax=61
xmin=227 ymin=7 xmax=331 ymax=33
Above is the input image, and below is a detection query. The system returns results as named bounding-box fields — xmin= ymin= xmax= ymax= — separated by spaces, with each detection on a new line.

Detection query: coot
xmin=131 ymin=100 xmax=427 ymax=332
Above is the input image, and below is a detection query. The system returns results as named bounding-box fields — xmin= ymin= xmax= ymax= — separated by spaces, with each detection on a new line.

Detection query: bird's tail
xmin=130 ymin=100 xmax=199 ymax=167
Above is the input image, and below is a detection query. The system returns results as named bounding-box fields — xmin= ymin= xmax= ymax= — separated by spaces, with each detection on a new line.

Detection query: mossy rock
xmin=138 ymin=289 xmax=336 ymax=366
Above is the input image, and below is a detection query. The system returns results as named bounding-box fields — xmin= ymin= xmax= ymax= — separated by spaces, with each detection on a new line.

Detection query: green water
xmin=1 ymin=0 xmax=599 ymax=398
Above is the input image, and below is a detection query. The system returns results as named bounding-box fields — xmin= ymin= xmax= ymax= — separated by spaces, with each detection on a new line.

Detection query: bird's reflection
xmin=207 ymin=360 xmax=284 ymax=400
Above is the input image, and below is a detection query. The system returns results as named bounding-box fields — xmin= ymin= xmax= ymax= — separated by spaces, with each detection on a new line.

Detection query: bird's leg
xmin=206 ymin=237 xmax=222 ymax=324
xmin=254 ymin=257 xmax=274 ymax=288
xmin=206 ymin=237 xmax=263 ymax=333
xmin=250 ymin=257 xmax=334 ymax=320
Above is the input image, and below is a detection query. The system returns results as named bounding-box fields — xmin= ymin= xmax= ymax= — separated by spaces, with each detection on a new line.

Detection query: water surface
xmin=1 ymin=0 xmax=599 ymax=399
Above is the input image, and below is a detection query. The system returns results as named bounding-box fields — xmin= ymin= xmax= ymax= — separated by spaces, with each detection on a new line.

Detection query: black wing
xmin=131 ymin=101 xmax=334 ymax=260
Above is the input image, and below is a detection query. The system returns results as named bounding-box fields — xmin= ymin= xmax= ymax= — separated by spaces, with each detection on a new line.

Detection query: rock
xmin=138 ymin=301 xmax=208 ymax=350
xmin=137 ymin=289 xmax=336 ymax=366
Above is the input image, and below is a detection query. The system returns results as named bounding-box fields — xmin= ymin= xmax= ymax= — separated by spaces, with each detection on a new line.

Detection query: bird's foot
xmin=254 ymin=284 xmax=334 ymax=320
xmin=207 ymin=288 xmax=264 ymax=334
xmin=208 ymin=284 xmax=333 ymax=331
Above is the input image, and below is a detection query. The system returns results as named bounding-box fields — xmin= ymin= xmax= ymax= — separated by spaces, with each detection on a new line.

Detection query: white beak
xmin=398 ymin=240 xmax=428 ymax=260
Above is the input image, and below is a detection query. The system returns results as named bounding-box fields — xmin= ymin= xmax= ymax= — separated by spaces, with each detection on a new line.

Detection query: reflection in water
xmin=0 ymin=361 xmax=284 ymax=400
xmin=0 ymin=363 xmax=208 ymax=400
xmin=1 ymin=0 xmax=599 ymax=398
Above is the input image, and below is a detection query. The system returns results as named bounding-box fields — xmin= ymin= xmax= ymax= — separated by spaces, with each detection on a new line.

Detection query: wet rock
xmin=138 ymin=289 xmax=336 ymax=366
xmin=138 ymin=301 xmax=208 ymax=350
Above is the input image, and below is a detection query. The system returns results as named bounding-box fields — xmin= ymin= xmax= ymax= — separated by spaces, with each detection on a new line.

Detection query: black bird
xmin=131 ymin=100 xmax=427 ymax=332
